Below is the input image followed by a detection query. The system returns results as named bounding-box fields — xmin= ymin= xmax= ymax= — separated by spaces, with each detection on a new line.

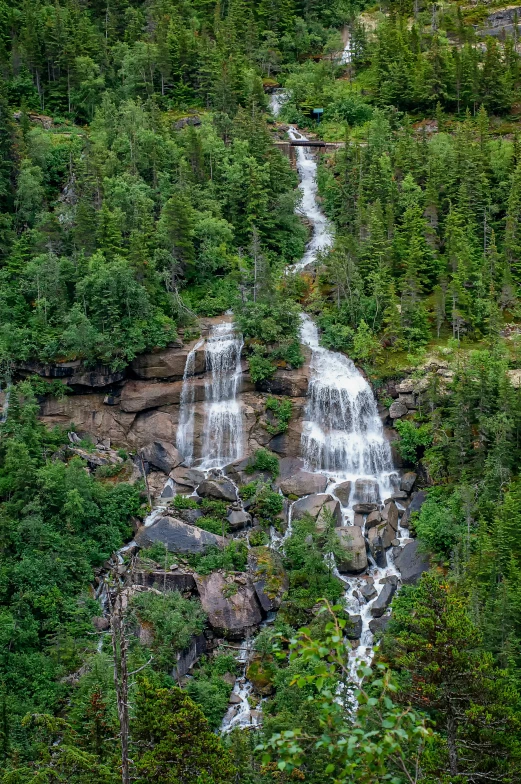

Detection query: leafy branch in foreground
xmin=258 ymin=601 xmax=430 ymax=784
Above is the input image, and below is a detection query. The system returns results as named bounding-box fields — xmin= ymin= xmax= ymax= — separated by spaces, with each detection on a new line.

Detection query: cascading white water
xmin=199 ymin=322 xmax=244 ymax=470
xmin=269 ymin=88 xmax=287 ymax=117
xmin=300 ymin=315 xmax=396 ymax=498
xmin=176 ymin=339 xmax=205 ymax=466
xmin=282 ymin=124 xmax=406 ymax=686
xmin=288 ymin=128 xmax=333 ymax=272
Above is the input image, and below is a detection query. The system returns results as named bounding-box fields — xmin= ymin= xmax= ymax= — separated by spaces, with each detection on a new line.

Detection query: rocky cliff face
xmin=36 ymin=319 xmax=311 ymax=465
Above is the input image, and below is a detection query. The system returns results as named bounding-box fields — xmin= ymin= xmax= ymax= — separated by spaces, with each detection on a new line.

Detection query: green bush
xmin=247 ymin=448 xmax=279 ymax=477
xmin=196 ymin=516 xmax=229 ymax=536
xmin=188 ymin=541 xmax=248 ymax=575
xmin=173 ymin=494 xmax=199 ymax=510
xmin=130 ymin=590 xmax=206 ymax=670
xmin=265 ymin=397 xmax=293 ymax=435
xmin=248 ymin=347 xmax=276 ymax=383
xmin=394 ymin=419 xmax=433 ymax=465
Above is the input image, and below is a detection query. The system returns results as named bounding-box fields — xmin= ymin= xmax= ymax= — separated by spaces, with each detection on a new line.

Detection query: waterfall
xmin=288 ymin=128 xmax=333 ymax=272
xmin=269 ymin=89 xmax=287 ymax=117
xmin=282 ymin=124 xmax=405 ymax=686
xmin=300 ymin=315 xmax=395 ymax=499
xmin=199 ymin=321 xmax=244 ymax=470
xmin=176 ymin=339 xmax=204 ymax=466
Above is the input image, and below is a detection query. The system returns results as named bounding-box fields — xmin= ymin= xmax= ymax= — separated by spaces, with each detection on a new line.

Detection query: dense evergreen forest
xmin=2 ymin=0 xmax=521 ymax=782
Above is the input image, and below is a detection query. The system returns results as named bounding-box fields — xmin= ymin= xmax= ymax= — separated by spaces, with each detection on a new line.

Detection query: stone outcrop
xmin=292 ymin=493 xmax=342 ymax=528
xmin=394 ymin=540 xmax=429 ymax=584
xmin=140 ymin=441 xmax=183 ymax=473
xmin=37 ymin=322 xmax=310 ymax=465
xmin=133 ymin=569 xmax=197 ymax=593
xmin=401 ymin=490 xmax=427 ymax=528
xmin=334 ymin=480 xmax=352 ymax=506
xmin=336 ymin=527 xmax=368 ymax=573
xmin=371 ymin=582 xmax=397 ymax=617
xmin=135 ymin=516 xmax=225 ymax=554
xmin=197 ymin=478 xmax=237 ymax=502
xmin=131 ymin=341 xmax=205 ymax=380
xmin=195 ymin=572 xmax=262 ymax=639
xmin=278 ymin=469 xmax=328 ymax=497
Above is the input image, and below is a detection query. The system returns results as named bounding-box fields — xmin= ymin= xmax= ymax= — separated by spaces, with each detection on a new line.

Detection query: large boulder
xmin=278 ymin=470 xmax=328 ymax=498
xmin=195 ymin=572 xmax=262 ymax=639
xmin=369 ymin=616 xmax=390 ymax=635
xmin=389 ymin=400 xmax=408 ymax=419
xmin=336 ymin=527 xmax=368 ymax=573
xmin=227 ymin=510 xmax=252 ymax=531
xmin=400 ymin=472 xmax=417 ymax=494
xmin=170 ymin=466 xmax=205 ymax=491
xmin=354 ymin=478 xmax=380 ymax=505
xmin=334 ymin=480 xmax=352 ymax=507
xmin=133 ymin=569 xmax=197 ymax=593
xmin=367 ymin=528 xmax=387 ymax=567
xmin=140 ymin=441 xmax=183 ymax=474
xmin=120 ymin=379 xmax=187 ymax=412
xmin=394 ymin=540 xmax=429 ymax=584
xmin=365 ymin=510 xmax=382 ymax=530
xmin=135 ymin=516 xmax=224 ymax=554
xmin=248 ymin=546 xmax=288 ymax=612
xmin=277 ymin=456 xmax=305 ymax=479
xmin=401 ymin=490 xmax=427 ymax=528
xmin=292 ymin=493 xmax=331 ymax=521
xmin=197 ymin=478 xmax=237 ymax=502
xmin=257 ymin=368 xmax=309 ymax=397
xmin=345 ymin=614 xmax=363 ymax=640
xmin=382 ymin=501 xmax=399 ymax=532
xmin=371 ymin=583 xmax=397 ymax=617
xmin=131 ymin=342 xmax=205 ymax=380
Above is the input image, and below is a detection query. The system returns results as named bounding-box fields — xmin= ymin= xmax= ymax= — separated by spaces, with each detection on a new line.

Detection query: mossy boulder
xmin=248 ymin=546 xmax=289 ymax=612
xmin=246 ymin=653 xmax=276 ymax=695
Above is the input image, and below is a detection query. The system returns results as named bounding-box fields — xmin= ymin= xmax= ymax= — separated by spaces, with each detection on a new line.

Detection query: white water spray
xmin=176 ymin=339 xmax=204 ymax=466
xmin=288 ymin=128 xmax=333 ymax=272
xmin=199 ymin=322 xmax=244 ymax=470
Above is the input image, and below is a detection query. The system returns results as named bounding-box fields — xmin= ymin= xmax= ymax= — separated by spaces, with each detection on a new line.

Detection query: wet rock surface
xmin=135 ymin=516 xmax=225 ymax=554
xmin=195 ymin=572 xmax=262 ymax=639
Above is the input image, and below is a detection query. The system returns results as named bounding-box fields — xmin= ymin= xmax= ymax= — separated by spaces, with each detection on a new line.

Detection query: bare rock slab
xmin=135 ymin=516 xmax=224 ymax=554
xmin=278 ymin=470 xmax=328 ymax=498
xmin=394 ymin=539 xmax=429 ymax=585
xmin=336 ymin=527 xmax=368 ymax=573
xmin=334 ymin=480 xmax=352 ymax=507
xmin=400 ymin=472 xmax=417 ymax=493
xmin=371 ymin=582 xmax=397 ymax=617
xmin=141 ymin=440 xmax=183 ymax=474
xmin=195 ymin=572 xmax=262 ymax=639
xmin=197 ymin=478 xmax=237 ymax=502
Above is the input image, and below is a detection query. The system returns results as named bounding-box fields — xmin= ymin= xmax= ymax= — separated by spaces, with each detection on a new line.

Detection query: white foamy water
xmin=176 ymin=339 xmax=204 ymax=466
xmin=269 ymin=88 xmax=287 ymax=117
xmin=287 ymin=128 xmax=333 ymax=272
xmin=300 ymin=314 xmax=396 ymax=498
xmin=199 ymin=322 xmax=244 ymax=470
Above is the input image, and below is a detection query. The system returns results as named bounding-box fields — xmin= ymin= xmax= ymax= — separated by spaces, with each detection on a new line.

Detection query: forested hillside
xmin=1 ymin=0 xmax=521 ymax=782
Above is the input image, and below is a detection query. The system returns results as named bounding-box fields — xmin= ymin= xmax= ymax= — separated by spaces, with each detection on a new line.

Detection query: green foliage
xmin=0 ymin=383 xmax=142 ymax=758
xmin=188 ymin=541 xmax=248 ymax=575
xmin=130 ymin=591 xmax=206 ymax=670
xmin=186 ymin=654 xmax=239 ymax=730
xmin=265 ymin=396 xmax=293 ymax=435
xmin=246 ymin=448 xmax=280 ymax=477
xmin=383 ymin=573 xmax=521 ymax=781
xmin=172 ymin=494 xmax=199 ymax=510
xmin=196 ymin=515 xmax=229 ymax=535
xmin=394 ymin=419 xmax=433 ymax=465
xmin=259 ymin=602 xmax=430 ymax=783
xmin=133 ymin=679 xmax=236 ymax=782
